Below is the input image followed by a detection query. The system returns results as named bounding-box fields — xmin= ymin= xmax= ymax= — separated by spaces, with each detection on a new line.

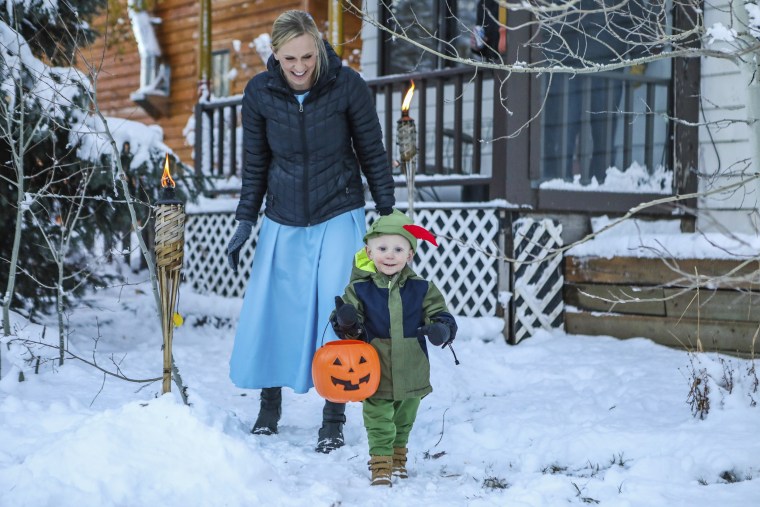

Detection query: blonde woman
xmin=227 ymin=10 xmax=395 ymax=453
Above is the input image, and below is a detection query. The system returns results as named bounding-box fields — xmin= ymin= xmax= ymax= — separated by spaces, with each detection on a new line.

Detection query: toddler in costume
xmin=330 ymin=209 xmax=457 ymax=486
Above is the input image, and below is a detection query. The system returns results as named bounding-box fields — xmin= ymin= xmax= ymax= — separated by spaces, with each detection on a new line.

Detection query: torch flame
xmin=401 ymin=80 xmax=415 ymax=116
xmin=161 ymin=153 xmax=175 ymax=189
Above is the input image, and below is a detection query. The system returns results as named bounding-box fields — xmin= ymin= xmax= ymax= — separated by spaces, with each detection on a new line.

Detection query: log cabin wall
xmin=80 ymin=0 xmax=362 ymax=165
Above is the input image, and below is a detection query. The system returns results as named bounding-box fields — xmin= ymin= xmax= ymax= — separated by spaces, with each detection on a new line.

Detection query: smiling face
xmin=273 ymin=34 xmax=317 ymax=91
xmin=366 ymin=234 xmax=414 ymax=276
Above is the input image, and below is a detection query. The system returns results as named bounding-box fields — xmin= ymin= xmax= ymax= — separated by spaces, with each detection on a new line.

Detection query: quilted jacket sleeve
xmin=236 ymin=77 xmax=271 ymax=224
xmin=345 ymin=70 xmax=395 ymax=213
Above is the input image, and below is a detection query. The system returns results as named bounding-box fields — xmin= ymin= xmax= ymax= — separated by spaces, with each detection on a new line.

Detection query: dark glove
xmin=226 ymin=220 xmax=253 ymax=271
xmin=331 ymin=296 xmax=363 ymax=339
xmin=417 ymin=322 xmax=450 ymax=346
xmin=377 ymin=207 xmax=393 ymax=216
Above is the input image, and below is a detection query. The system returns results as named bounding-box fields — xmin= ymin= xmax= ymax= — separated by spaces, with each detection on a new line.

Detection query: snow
xmin=1 ymin=21 xmax=91 ymax=123
xmin=705 ymin=23 xmax=738 ymax=44
xmin=1 ymin=270 xmax=758 ymax=506
xmin=128 ymin=6 xmax=162 ymax=58
xmin=252 ymin=33 xmax=273 ymax=65
xmin=74 ymin=115 xmax=171 ymax=171
xmin=2 ymin=9 xmax=760 ymax=506
xmin=568 ymin=215 xmax=760 ymax=259
xmin=540 ymin=163 xmax=672 ymax=194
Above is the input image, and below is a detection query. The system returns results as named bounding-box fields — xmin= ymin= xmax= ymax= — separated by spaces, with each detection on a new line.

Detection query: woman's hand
xmin=227 ymin=220 xmax=254 ymax=271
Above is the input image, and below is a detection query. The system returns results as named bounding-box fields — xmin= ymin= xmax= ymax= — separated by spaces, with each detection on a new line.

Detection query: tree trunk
xmin=2 ymin=94 xmax=26 ymax=338
xmin=57 ymin=262 xmax=65 ymax=366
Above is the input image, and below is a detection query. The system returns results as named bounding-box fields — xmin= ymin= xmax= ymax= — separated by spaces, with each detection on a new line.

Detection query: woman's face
xmin=273 ymin=34 xmax=317 ymax=91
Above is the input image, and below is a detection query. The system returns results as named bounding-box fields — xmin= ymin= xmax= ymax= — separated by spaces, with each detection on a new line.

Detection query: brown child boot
xmin=392 ymin=447 xmax=408 ymax=479
xmin=368 ymin=455 xmax=393 ymax=486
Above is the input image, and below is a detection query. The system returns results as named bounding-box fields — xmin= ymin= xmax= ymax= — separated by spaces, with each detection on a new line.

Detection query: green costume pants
xmin=362 ymin=397 xmax=422 ymax=456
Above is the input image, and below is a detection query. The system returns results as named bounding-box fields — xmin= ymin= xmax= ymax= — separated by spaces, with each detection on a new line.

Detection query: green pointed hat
xmin=363 ymin=209 xmax=438 ymax=250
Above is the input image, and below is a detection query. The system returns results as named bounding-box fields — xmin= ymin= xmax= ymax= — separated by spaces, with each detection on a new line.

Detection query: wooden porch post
xmin=328 ymin=0 xmax=344 ymax=57
xmin=198 ymin=0 xmax=212 ymax=96
xmin=671 ymin=0 xmax=702 ymax=232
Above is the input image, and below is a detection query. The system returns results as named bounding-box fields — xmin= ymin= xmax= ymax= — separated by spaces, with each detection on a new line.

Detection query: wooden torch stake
xmin=155 ymin=202 xmax=185 ymax=395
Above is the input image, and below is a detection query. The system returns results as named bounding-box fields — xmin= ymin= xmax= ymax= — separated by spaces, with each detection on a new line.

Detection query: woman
xmin=226 ymin=10 xmax=395 ymax=454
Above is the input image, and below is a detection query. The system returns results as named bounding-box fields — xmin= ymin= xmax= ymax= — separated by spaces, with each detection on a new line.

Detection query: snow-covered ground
xmin=1 ymin=269 xmax=758 ymax=507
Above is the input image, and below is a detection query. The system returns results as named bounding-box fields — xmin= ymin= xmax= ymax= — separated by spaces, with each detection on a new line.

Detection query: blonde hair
xmin=271 ymin=10 xmax=328 ymax=85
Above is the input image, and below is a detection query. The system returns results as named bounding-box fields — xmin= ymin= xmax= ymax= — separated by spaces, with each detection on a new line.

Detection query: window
xmin=380 ymin=0 xmax=480 ymax=75
xmin=212 ymin=50 xmax=230 ymax=98
xmin=537 ymin=1 xmax=672 ymax=186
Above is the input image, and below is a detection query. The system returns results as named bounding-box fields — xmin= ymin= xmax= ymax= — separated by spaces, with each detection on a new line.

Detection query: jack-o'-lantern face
xmin=312 ymin=340 xmax=380 ymax=403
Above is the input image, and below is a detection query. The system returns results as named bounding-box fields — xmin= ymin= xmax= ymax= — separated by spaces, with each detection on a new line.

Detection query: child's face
xmin=366 ymin=234 xmax=413 ymax=276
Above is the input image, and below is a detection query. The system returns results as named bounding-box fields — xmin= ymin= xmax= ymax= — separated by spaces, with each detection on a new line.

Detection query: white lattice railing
xmin=512 ymin=217 xmax=565 ymax=343
xmin=184 ymin=205 xmax=505 ymax=317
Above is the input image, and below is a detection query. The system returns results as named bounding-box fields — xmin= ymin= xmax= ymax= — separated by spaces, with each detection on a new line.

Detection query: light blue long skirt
xmin=229 ymin=208 xmax=366 ymax=393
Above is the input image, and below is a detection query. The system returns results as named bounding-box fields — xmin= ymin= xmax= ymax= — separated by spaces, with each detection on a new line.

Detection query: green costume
xmin=335 ymin=210 xmax=458 ymax=456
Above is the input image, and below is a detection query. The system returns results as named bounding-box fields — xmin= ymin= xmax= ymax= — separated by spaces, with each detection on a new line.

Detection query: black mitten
xmin=336 ymin=301 xmax=358 ymax=329
xmin=331 ymin=296 xmax=362 ymax=339
xmin=417 ymin=322 xmax=450 ymax=346
xmin=437 ymin=315 xmax=458 ymax=348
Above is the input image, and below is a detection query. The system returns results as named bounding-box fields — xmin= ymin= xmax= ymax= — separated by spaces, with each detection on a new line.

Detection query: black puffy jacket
xmin=235 ymin=42 xmax=395 ymax=227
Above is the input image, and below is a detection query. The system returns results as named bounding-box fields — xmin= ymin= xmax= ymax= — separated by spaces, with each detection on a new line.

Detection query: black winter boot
xmin=252 ymin=387 xmax=282 ymax=435
xmin=315 ymin=400 xmax=346 ymax=453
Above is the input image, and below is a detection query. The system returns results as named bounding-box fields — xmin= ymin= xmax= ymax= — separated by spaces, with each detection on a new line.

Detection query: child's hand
xmin=417 ymin=322 xmax=450 ymax=346
xmin=336 ymin=301 xmax=358 ymax=329
xmin=332 ymin=296 xmax=363 ymax=339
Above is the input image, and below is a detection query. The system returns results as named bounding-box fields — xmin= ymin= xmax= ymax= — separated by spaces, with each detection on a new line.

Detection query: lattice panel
xmin=184 ymin=211 xmax=263 ymax=298
xmin=366 ymin=208 xmax=501 ymax=317
xmin=512 ymin=218 xmax=564 ymax=343
xmin=185 ymin=207 xmax=501 ymax=317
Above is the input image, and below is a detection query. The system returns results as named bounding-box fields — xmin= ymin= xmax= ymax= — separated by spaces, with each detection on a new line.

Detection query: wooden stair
xmin=564 ymin=256 xmax=760 ymax=357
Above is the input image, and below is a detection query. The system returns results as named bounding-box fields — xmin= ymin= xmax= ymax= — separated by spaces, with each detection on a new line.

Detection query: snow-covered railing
xmin=183 ymin=203 xmax=508 ymax=318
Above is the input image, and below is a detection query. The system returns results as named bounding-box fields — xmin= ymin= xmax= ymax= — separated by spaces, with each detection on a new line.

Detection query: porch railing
xmin=192 ymin=66 xmax=670 ymax=200
xmin=192 ymin=67 xmax=498 ymax=190
xmin=366 ymin=66 xmax=497 ymax=187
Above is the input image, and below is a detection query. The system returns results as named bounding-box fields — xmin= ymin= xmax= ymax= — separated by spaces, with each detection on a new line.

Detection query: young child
xmin=330 ymin=209 xmax=457 ymax=486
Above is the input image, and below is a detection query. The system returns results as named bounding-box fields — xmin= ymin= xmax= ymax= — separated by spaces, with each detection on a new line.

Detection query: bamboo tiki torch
xmin=155 ymin=153 xmax=185 ymax=394
xmin=397 ymin=81 xmax=417 ymax=219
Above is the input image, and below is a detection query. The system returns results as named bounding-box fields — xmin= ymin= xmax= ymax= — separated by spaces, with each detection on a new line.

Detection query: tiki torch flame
xmin=401 ymin=80 xmax=415 ymax=117
xmin=161 ymin=153 xmax=175 ymax=189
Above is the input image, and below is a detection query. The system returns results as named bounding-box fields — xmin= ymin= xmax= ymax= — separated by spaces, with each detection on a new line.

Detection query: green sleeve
xmin=422 ymin=280 xmax=450 ymax=323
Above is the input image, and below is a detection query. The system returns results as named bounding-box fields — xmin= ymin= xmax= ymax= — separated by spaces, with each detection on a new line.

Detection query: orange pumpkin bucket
xmin=312 ymin=340 xmax=380 ymax=403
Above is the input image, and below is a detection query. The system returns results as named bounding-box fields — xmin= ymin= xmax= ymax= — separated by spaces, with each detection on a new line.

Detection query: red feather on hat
xmin=403 ymin=224 xmax=438 ymax=247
